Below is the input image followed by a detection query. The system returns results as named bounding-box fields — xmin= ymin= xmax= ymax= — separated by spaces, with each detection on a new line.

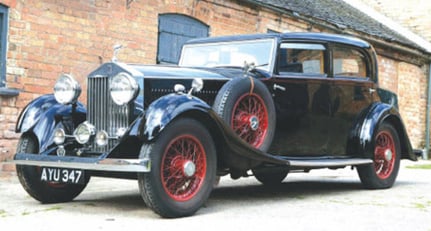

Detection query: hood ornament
xmin=112 ymin=44 xmax=123 ymax=62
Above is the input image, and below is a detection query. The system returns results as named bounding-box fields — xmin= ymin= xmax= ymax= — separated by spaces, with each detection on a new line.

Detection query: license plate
xmin=40 ymin=167 xmax=85 ymax=184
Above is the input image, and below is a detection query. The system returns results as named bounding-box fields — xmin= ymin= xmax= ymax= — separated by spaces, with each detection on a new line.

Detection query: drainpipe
xmin=426 ymin=62 xmax=431 ymax=160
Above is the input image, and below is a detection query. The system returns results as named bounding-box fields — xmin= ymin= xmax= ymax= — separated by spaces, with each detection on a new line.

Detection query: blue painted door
xmin=158 ymin=14 xmax=209 ymax=64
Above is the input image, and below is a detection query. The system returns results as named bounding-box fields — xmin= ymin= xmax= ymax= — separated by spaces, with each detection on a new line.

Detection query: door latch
xmin=273 ymin=84 xmax=286 ymax=91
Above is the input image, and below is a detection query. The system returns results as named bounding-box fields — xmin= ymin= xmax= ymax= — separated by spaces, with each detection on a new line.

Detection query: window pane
xmin=333 ymin=47 xmax=367 ymax=78
xmin=180 ymin=39 xmax=275 ymax=72
xmin=279 ymin=43 xmax=325 ymax=75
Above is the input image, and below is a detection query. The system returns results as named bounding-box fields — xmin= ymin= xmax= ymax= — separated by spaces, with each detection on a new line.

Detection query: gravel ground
xmin=1 ymin=160 xmax=430 ymax=231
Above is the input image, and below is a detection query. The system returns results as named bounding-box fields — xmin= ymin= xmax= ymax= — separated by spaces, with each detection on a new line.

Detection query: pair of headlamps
xmin=53 ymin=72 xmax=138 ymax=106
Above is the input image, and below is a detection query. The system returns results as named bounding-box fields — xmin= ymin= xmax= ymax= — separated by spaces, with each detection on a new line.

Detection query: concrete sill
xmin=0 ymin=87 xmax=20 ymax=97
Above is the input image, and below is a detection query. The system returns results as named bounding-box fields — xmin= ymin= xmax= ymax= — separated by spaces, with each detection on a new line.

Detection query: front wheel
xmin=138 ymin=118 xmax=217 ymax=218
xmin=16 ymin=136 xmax=89 ymax=203
xmin=357 ymin=122 xmax=401 ymax=189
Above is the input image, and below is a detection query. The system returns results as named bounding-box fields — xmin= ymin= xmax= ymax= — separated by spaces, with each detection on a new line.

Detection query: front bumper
xmin=14 ymin=153 xmax=151 ymax=172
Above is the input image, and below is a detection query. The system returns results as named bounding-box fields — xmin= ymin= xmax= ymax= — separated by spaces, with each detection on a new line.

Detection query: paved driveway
xmin=1 ymin=160 xmax=430 ymax=230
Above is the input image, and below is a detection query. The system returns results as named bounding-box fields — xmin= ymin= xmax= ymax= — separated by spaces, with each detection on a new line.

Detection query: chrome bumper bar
xmin=13 ymin=153 xmax=151 ymax=172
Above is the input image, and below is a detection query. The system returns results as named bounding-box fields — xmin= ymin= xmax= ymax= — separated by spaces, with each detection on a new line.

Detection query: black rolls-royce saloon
xmin=14 ymin=32 xmax=418 ymax=218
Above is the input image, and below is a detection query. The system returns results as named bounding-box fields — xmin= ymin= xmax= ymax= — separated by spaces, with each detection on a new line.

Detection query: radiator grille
xmin=87 ymin=76 xmax=130 ymax=152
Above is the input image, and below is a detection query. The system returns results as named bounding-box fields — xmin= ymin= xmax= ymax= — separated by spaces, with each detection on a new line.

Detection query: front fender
xmin=129 ymin=93 xmax=287 ymax=171
xmin=132 ymin=93 xmax=212 ymax=141
xmin=348 ymin=103 xmax=416 ymax=160
xmin=15 ymin=94 xmax=86 ymax=152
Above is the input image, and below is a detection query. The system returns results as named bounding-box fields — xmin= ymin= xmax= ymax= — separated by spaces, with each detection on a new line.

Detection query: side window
xmin=333 ymin=47 xmax=368 ymax=78
xmin=158 ymin=14 xmax=209 ymax=65
xmin=279 ymin=43 xmax=326 ymax=75
xmin=0 ymin=5 xmax=7 ymax=87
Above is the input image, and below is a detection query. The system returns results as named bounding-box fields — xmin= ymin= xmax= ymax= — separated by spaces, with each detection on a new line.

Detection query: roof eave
xmin=244 ymin=0 xmax=431 ymax=61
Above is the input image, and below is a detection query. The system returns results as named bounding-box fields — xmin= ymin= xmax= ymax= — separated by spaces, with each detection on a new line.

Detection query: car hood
xmin=130 ymin=64 xmax=245 ymax=80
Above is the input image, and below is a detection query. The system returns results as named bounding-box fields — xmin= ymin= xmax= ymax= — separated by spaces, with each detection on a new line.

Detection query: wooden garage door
xmin=158 ymin=14 xmax=209 ymax=64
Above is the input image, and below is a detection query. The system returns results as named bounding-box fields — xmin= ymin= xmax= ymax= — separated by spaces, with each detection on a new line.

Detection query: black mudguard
xmin=15 ymin=94 xmax=86 ymax=153
xmin=348 ymin=102 xmax=416 ymax=161
xmin=128 ymin=93 xmax=288 ymax=170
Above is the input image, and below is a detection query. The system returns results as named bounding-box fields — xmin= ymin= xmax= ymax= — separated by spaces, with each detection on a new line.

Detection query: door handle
xmin=273 ymin=84 xmax=286 ymax=91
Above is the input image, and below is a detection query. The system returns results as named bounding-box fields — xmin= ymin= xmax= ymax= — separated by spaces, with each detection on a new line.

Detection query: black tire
xmin=138 ymin=118 xmax=217 ymax=218
xmin=252 ymin=168 xmax=288 ymax=185
xmin=212 ymin=77 xmax=276 ymax=151
xmin=357 ymin=122 xmax=401 ymax=189
xmin=16 ymin=136 xmax=89 ymax=203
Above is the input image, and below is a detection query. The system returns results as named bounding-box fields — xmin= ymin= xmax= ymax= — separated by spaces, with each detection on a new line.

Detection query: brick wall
xmin=397 ymin=62 xmax=428 ymax=148
xmin=0 ymin=0 xmax=310 ymax=170
xmin=359 ymin=0 xmax=431 ymax=152
xmin=375 ymin=55 xmax=429 ymax=148
xmin=0 ymin=0 xmax=429 ymax=174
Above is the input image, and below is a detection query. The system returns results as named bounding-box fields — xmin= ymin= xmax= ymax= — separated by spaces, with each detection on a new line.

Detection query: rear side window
xmin=333 ymin=47 xmax=368 ymax=78
xmin=278 ymin=43 xmax=326 ymax=75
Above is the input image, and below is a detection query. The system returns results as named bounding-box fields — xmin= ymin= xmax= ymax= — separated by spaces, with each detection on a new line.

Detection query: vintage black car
xmin=14 ymin=32 xmax=417 ymax=218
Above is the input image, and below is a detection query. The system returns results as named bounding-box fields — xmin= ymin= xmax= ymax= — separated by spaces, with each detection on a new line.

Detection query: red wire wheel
xmin=357 ymin=122 xmax=401 ymax=189
xmin=213 ymin=77 xmax=275 ymax=151
xmin=161 ymin=135 xmax=207 ymax=202
xmin=231 ymin=93 xmax=269 ymax=149
xmin=138 ymin=118 xmax=216 ymax=218
xmin=373 ymin=131 xmax=396 ymax=179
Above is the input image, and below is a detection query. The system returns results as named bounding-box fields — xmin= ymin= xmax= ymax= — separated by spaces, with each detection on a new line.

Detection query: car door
xmin=327 ymin=45 xmax=377 ymax=156
xmin=269 ymin=42 xmax=334 ymax=156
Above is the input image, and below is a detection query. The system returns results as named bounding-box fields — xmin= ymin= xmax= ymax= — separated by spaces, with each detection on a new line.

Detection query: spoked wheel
xmin=138 ymin=118 xmax=217 ymax=218
xmin=374 ymin=131 xmax=397 ymax=179
xmin=213 ymin=77 xmax=275 ymax=151
xmin=231 ymin=93 xmax=269 ymax=148
xmin=16 ymin=136 xmax=89 ymax=203
xmin=161 ymin=134 xmax=208 ymax=202
xmin=357 ymin=122 xmax=401 ymax=189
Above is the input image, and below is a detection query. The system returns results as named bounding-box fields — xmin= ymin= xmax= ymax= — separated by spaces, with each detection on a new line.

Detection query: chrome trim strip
xmin=13 ymin=153 xmax=151 ymax=172
xmin=288 ymin=158 xmax=373 ymax=168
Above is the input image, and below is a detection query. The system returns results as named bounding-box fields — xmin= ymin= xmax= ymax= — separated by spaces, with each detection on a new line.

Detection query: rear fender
xmin=348 ymin=103 xmax=416 ymax=160
xmin=16 ymin=94 xmax=86 ymax=152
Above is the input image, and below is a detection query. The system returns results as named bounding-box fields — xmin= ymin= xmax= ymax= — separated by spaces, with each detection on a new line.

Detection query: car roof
xmin=185 ymin=32 xmax=371 ymax=49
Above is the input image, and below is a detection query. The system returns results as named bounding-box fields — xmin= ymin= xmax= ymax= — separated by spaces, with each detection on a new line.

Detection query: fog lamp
xmin=95 ymin=130 xmax=109 ymax=147
xmin=53 ymin=128 xmax=66 ymax=145
xmin=74 ymin=122 xmax=95 ymax=144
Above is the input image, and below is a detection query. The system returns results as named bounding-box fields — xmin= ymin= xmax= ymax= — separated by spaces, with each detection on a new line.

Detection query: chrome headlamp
xmin=109 ymin=72 xmax=139 ymax=105
xmin=53 ymin=74 xmax=81 ymax=104
xmin=74 ymin=122 xmax=96 ymax=144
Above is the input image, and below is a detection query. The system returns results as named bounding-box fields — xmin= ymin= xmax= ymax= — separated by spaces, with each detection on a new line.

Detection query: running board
xmin=284 ymin=157 xmax=373 ymax=168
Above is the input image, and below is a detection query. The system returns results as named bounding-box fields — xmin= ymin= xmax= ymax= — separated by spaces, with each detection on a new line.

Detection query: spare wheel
xmin=212 ymin=77 xmax=276 ymax=151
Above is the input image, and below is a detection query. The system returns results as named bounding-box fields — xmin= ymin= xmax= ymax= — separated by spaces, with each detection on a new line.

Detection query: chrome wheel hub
xmin=384 ymin=149 xmax=393 ymax=162
xmin=183 ymin=160 xmax=196 ymax=177
xmin=249 ymin=116 xmax=259 ymax=131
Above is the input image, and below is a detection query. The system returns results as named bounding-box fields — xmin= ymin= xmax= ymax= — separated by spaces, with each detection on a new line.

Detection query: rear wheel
xmin=16 ymin=136 xmax=89 ymax=203
xmin=252 ymin=168 xmax=289 ymax=185
xmin=138 ymin=118 xmax=217 ymax=218
xmin=357 ymin=122 xmax=401 ymax=189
